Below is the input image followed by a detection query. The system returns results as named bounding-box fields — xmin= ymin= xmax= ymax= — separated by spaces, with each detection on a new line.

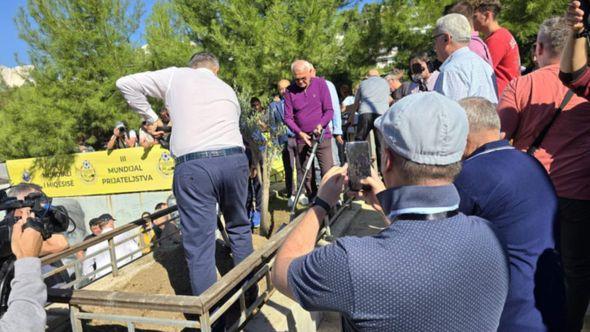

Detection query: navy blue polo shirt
xmin=454 ymin=140 xmax=564 ymax=331
xmin=288 ymin=185 xmax=509 ymax=331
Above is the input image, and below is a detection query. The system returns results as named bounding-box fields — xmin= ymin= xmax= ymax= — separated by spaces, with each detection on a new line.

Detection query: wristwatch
xmin=575 ymin=30 xmax=589 ymax=39
xmin=312 ymin=196 xmax=332 ymax=213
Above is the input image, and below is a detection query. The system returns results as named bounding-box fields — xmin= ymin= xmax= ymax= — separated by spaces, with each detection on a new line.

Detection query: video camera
xmin=0 ymin=189 xmax=71 ymax=314
xmin=0 ymin=190 xmax=70 ymax=250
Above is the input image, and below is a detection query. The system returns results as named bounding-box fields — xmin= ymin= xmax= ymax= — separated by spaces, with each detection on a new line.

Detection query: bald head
xmin=291 ymin=60 xmax=313 ymax=73
xmin=278 ymin=79 xmax=290 ymax=97
xmin=291 ymin=59 xmax=313 ymax=89
xmin=368 ymin=69 xmax=380 ymax=77
xmin=278 ymin=79 xmax=290 ymax=89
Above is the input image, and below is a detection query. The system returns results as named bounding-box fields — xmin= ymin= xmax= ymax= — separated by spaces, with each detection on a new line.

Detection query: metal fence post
xmin=200 ymin=312 xmax=212 ymax=332
xmin=108 ymin=238 xmax=119 ymax=277
xmin=73 ymin=260 xmax=83 ymax=290
xmin=70 ymin=305 xmax=84 ymax=332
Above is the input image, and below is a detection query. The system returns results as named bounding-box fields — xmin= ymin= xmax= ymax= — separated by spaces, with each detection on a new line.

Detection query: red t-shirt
xmin=486 ymin=28 xmax=521 ymax=97
xmin=498 ymin=64 xmax=590 ymax=200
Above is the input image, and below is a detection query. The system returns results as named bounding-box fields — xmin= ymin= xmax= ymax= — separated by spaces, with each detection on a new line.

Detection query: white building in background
xmin=0 ymin=65 xmax=34 ymax=88
xmin=376 ymin=47 xmax=398 ymax=69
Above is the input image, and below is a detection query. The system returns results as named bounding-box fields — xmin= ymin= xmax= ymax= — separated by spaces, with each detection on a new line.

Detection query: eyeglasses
xmin=433 ymin=33 xmax=445 ymax=40
xmin=294 ymin=77 xmax=307 ymax=82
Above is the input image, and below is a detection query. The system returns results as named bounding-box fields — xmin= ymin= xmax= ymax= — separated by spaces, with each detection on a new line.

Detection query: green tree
xmin=500 ymin=0 xmax=569 ymax=68
xmin=344 ymin=0 xmax=569 ymax=73
xmin=174 ymin=0 xmax=351 ymax=99
xmin=143 ymin=0 xmax=197 ymax=70
xmin=0 ymin=0 xmax=145 ymax=162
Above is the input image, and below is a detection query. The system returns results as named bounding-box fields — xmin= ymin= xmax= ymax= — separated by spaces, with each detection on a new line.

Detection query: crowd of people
xmin=3 ymin=0 xmax=590 ymax=331
xmin=113 ymin=1 xmax=590 ymax=330
xmin=268 ymin=1 xmax=588 ymax=331
xmin=76 ymin=107 xmax=173 ymax=153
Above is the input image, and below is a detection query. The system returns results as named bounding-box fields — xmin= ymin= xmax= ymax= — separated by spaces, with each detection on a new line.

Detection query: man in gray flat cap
xmin=272 ymin=92 xmax=509 ymax=331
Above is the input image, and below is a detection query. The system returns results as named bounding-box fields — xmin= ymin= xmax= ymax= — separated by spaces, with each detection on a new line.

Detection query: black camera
xmin=0 ymin=191 xmax=70 ymax=245
xmin=0 ymin=189 xmax=71 ymax=314
xmin=156 ymin=126 xmax=172 ymax=133
xmin=156 ymin=126 xmax=172 ymax=149
xmin=410 ymin=63 xmax=424 ymax=75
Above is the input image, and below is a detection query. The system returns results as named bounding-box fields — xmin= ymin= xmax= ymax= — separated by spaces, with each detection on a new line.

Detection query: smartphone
xmin=345 ymin=141 xmax=372 ymax=191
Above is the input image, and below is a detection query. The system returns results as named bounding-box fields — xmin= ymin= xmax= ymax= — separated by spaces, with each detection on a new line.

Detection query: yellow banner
xmin=6 ymin=146 xmax=285 ymax=197
xmin=6 ymin=146 xmax=175 ymax=197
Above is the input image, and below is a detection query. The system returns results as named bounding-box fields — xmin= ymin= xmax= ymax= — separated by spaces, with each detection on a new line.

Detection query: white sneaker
xmin=299 ymin=195 xmax=309 ymax=206
xmin=288 ymin=196 xmax=296 ymax=208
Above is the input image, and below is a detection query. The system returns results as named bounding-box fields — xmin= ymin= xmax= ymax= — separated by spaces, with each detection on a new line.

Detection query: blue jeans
xmin=173 ymin=152 xmax=253 ymax=295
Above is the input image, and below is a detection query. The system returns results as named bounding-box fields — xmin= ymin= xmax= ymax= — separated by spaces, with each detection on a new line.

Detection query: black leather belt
xmin=394 ymin=210 xmax=459 ymax=221
xmin=175 ymin=147 xmax=244 ymax=165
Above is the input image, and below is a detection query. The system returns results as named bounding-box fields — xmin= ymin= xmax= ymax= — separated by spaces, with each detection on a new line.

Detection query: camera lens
xmin=411 ymin=63 xmax=424 ymax=74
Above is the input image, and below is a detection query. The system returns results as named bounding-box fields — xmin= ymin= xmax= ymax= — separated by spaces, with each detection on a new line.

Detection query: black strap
xmin=394 ymin=210 xmax=459 ymax=221
xmin=527 ymin=90 xmax=574 ymax=155
xmin=312 ymin=196 xmax=332 ymax=214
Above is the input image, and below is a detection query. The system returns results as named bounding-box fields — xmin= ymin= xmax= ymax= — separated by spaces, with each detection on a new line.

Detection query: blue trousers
xmin=173 ymin=152 xmax=253 ymax=295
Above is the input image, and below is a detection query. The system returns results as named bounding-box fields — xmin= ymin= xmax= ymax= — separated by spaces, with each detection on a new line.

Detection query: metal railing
xmin=46 ymin=202 xmax=354 ymax=331
xmin=42 ymin=206 xmax=179 ymax=289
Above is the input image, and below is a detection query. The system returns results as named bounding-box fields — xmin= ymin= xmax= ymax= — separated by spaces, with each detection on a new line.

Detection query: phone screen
xmin=345 ymin=141 xmax=372 ymax=191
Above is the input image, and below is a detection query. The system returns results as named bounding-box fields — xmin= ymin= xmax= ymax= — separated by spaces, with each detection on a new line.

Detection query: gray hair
xmin=435 ymin=14 xmax=472 ymax=45
xmin=291 ymin=60 xmax=313 ymax=73
xmin=458 ymin=97 xmax=500 ymax=132
xmin=7 ymin=182 xmax=43 ymax=199
xmin=538 ymin=17 xmax=569 ymax=58
xmin=188 ymin=52 xmax=219 ymax=69
xmin=389 ymin=149 xmax=462 ymax=184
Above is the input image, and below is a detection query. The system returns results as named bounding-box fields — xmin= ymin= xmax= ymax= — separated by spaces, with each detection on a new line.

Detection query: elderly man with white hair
xmin=284 ymin=59 xmax=334 ymax=202
xmin=456 ymin=97 xmax=563 ymax=331
xmin=433 ymin=13 xmax=498 ymax=103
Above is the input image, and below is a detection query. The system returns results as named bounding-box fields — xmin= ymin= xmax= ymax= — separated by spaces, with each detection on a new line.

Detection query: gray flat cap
xmin=374 ymin=92 xmax=468 ymax=165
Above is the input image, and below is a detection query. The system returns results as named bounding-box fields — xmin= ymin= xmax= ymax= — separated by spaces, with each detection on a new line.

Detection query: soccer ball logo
xmin=158 ymin=152 xmax=175 ymax=176
xmin=21 ymin=169 xmax=32 ymax=183
xmin=78 ymin=160 xmax=96 ymax=183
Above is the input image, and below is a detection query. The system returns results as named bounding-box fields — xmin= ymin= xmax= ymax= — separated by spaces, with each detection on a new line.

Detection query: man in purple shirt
xmin=445 ymin=1 xmax=493 ymax=66
xmin=284 ymin=60 xmax=334 ymax=200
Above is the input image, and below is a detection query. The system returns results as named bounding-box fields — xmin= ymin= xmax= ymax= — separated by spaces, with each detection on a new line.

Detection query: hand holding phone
xmin=345 ymin=141 xmax=372 ymax=191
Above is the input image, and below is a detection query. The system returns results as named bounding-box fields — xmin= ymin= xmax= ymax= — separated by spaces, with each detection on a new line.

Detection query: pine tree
xmin=144 ymin=0 xmax=197 ymax=70
xmin=0 ymin=0 xmax=145 ymax=162
xmin=174 ymin=0 xmax=349 ymax=99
